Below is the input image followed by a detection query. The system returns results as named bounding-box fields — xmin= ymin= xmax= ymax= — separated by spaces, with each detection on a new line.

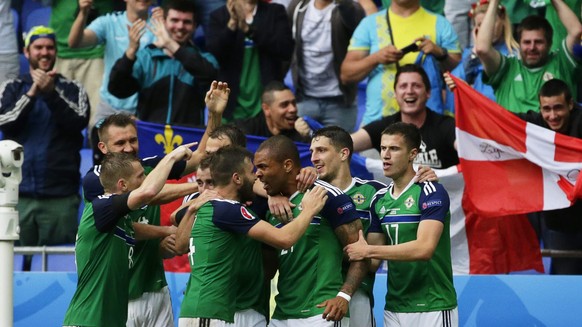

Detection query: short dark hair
xmin=98 ymin=114 xmax=136 ymax=143
xmin=207 ymin=146 xmax=253 ymax=187
xmin=199 ymin=154 xmax=212 ymax=171
xmin=312 ymin=126 xmax=354 ymax=162
xmin=539 ymin=78 xmax=572 ymax=103
xmin=99 ymin=152 xmax=140 ymax=192
xmin=257 ymin=135 xmax=300 ymax=165
xmin=394 ymin=64 xmax=431 ymax=92
xmin=210 ymin=125 xmax=247 ymax=148
xmin=163 ymin=0 xmax=196 ymax=17
xmin=262 ymin=80 xmax=292 ymax=105
xmin=517 ymin=15 xmax=553 ymax=45
xmin=381 ymin=122 xmax=421 ymax=151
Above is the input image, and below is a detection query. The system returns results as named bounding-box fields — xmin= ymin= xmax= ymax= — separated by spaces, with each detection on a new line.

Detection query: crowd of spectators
xmin=2 ymin=0 xmax=582 ymax=275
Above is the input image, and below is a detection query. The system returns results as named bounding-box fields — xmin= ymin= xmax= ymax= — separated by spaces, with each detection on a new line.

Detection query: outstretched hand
xmin=296 ymin=167 xmax=317 ymax=193
xmin=126 ymin=19 xmax=146 ymax=59
xmin=343 ymin=230 xmax=369 ymax=261
xmin=205 ymin=81 xmax=230 ymax=115
xmin=300 ymin=186 xmax=328 ymax=215
xmin=149 ymin=16 xmax=172 ymax=50
xmin=268 ymin=195 xmax=296 ymax=224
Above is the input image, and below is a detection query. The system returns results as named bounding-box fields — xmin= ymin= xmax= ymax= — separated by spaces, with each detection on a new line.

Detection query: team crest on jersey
xmin=352 ymin=193 xmax=366 ymax=205
xmin=404 ymin=195 xmax=415 ymax=209
xmin=240 ymin=206 xmax=256 ymax=220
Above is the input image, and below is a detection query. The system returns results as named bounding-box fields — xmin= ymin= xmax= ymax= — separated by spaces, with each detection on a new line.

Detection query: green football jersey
xmin=268 ymin=180 xmax=359 ymax=320
xmin=180 ymin=199 xmax=261 ymax=323
xmin=369 ymin=181 xmax=457 ymax=313
xmin=343 ymin=177 xmax=386 ymax=299
xmin=485 ymin=40 xmax=579 ymax=113
xmin=63 ymin=195 xmax=135 ymax=327
xmin=128 ymin=165 xmax=167 ymax=299
xmin=128 ymin=204 xmax=167 ymax=299
xmin=235 ymin=235 xmax=268 ymax=317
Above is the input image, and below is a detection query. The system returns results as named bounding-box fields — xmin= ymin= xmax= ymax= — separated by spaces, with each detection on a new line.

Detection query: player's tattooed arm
xmin=317 ymin=219 xmax=368 ymax=321
xmin=335 ymin=219 xmax=369 ymax=295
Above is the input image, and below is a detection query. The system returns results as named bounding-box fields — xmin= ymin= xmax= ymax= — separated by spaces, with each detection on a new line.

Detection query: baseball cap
xmin=24 ymin=26 xmax=56 ymax=48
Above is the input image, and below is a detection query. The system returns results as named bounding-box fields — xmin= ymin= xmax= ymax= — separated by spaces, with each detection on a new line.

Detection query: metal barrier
xmin=14 ymin=246 xmax=75 ymax=272
xmin=12 ymin=246 xmax=582 ymax=272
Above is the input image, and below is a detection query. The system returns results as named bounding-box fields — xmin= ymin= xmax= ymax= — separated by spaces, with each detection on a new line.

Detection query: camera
xmin=401 ymin=41 xmax=420 ymax=55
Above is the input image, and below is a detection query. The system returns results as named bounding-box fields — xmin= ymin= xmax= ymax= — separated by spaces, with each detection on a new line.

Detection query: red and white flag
xmin=452 ymin=75 xmax=582 ymax=216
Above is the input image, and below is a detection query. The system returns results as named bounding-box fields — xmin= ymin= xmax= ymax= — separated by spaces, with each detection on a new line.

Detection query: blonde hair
xmin=471 ymin=2 xmax=519 ymax=55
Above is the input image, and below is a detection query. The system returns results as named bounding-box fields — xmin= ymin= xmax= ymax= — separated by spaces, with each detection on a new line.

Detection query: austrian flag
xmin=452 ymin=75 xmax=582 ymax=217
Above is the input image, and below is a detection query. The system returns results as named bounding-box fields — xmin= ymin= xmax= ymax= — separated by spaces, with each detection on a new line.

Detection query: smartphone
xmin=400 ymin=42 xmax=420 ymax=55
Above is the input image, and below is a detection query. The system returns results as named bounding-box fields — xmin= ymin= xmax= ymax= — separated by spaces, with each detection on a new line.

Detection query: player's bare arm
xmin=318 ymin=219 xmax=368 ymax=321
xmin=248 ymin=187 xmax=328 ymax=249
xmin=149 ymin=182 xmax=199 ymax=205
xmin=345 ymin=220 xmax=444 ymax=261
xmin=133 ymin=223 xmax=176 ymax=241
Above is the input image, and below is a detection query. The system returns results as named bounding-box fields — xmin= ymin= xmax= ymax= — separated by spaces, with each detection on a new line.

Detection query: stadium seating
xmin=23 ymin=7 xmax=51 ymax=34
xmin=20 ymin=0 xmax=45 ymax=32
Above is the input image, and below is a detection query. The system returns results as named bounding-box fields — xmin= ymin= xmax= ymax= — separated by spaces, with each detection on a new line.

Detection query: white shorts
xmin=349 ymin=289 xmax=375 ymax=327
xmin=225 ymin=309 xmax=267 ymax=327
xmin=384 ymin=307 xmax=458 ymax=327
xmin=269 ymin=315 xmax=349 ymax=327
xmin=127 ymin=286 xmax=174 ymax=327
xmin=179 ymin=318 xmax=228 ymax=327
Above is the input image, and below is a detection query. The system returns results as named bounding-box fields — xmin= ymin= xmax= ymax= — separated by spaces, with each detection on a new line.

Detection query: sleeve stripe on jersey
xmin=422 ymin=181 xmax=437 ymax=196
xmin=93 ymin=165 xmax=102 ymax=176
xmin=380 ymin=214 xmax=421 ymax=224
xmin=314 ymin=179 xmax=342 ymax=196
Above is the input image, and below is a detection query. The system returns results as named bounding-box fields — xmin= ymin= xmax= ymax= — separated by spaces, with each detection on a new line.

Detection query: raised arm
xmin=182 ymin=81 xmax=229 ymax=175
xmin=551 ymin=0 xmax=582 ymax=52
xmin=127 ymin=143 xmax=195 ymax=210
xmin=68 ymin=0 xmax=99 ymax=48
xmin=351 ymin=128 xmax=373 ymax=152
xmin=108 ymin=20 xmax=145 ymax=99
xmin=474 ymin=0 xmax=502 ymax=77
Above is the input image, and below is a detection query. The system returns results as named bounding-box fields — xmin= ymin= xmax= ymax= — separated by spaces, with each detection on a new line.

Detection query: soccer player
xmin=344 ymin=122 xmax=458 ymax=327
xmin=81 ymin=81 xmax=229 ymax=326
xmin=178 ymin=146 xmax=329 ymax=326
xmin=310 ymin=126 xmax=385 ymax=327
xmin=63 ymin=144 xmax=195 ymax=327
xmin=255 ymin=135 xmax=367 ymax=326
xmin=310 ymin=125 xmax=438 ymax=326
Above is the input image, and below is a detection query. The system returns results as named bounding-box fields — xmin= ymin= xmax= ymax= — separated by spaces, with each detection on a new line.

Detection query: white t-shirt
xmin=299 ymin=1 xmax=341 ymax=97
